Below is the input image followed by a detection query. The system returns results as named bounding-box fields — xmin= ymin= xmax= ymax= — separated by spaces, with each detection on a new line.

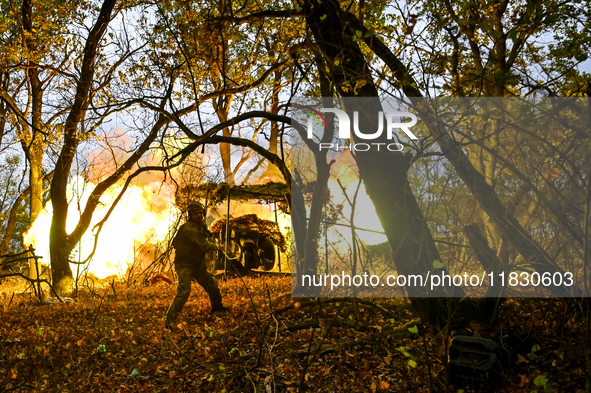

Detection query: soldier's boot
xmin=165 ymin=303 xmax=182 ymax=330
xmin=208 ymin=288 xmax=229 ymax=313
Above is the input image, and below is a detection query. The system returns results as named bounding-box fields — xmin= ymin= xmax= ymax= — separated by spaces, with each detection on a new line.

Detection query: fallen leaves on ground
xmin=0 ymin=277 xmax=588 ymax=392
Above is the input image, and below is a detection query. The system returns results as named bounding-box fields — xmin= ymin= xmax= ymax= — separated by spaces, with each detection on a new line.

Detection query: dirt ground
xmin=0 ymin=275 xmax=588 ymax=392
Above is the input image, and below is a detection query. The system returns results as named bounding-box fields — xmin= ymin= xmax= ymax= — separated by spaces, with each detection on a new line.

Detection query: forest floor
xmin=0 ymin=274 xmax=589 ymax=392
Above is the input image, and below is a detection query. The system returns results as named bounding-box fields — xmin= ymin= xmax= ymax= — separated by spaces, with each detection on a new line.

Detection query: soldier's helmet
xmin=187 ymin=201 xmax=206 ymax=213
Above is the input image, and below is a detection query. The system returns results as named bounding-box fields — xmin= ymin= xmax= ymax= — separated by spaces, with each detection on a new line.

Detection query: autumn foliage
xmin=1 ymin=276 xmax=588 ymax=392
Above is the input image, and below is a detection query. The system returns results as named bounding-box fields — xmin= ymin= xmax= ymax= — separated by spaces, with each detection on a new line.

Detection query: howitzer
xmin=210 ymin=214 xmax=286 ymax=273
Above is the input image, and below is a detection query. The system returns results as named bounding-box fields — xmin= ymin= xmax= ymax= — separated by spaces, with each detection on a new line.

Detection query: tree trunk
xmin=22 ymin=0 xmax=45 ymax=280
xmin=49 ymin=0 xmax=117 ymax=292
xmin=303 ymin=0 xmax=459 ymax=325
xmin=259 ymin=68 xmax=285 ymax=181
xmin=213 ymin=95 xmax=235 ymax=185
xmin=268 ymin=69 xmax=282 ymax=155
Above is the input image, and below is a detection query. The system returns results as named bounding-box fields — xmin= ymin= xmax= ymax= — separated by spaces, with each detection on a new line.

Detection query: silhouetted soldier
xmin=165 ymin=202 xmax=229 ymax=330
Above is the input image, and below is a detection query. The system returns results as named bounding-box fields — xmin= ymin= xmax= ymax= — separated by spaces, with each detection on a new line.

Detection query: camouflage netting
xmin=210 ymin=214 xmax=287 ymax=252
xmin=176 ymin=182 xmax=289 ymax=212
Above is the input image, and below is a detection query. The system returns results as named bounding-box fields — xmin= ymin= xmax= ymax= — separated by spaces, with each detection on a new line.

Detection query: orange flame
xmin=23 ymin=176 xmax=180 ymax=279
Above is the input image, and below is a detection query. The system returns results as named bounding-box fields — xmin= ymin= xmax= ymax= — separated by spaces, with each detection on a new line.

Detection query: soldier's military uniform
xmin=165 ymin=202 xmax=227 ymax=329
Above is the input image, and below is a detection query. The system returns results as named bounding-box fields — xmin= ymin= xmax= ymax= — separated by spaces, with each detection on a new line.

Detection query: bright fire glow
xmin=327 ymin=150 xmax=387 ymax=245
xmin=23 ymin=176 xmax=292 ymax=279
xmin=24 ymin=176 xmax=180 ymax=279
